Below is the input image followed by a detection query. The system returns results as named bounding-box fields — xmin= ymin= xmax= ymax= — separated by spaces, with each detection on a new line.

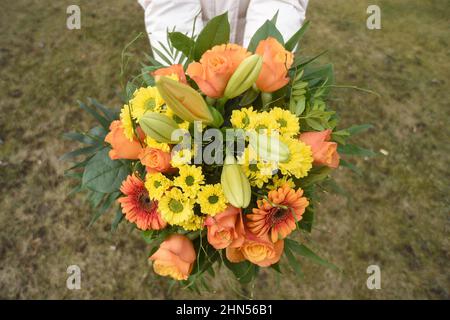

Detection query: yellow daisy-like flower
xmin=269 ymin=107 xmax=300 ymax=137
xmin=231 ymin=107 xmax=258 ymax=130
xmin=120 ymin=105 xmax=135 ymax=141
xmin=145 ymin=172 xmax=172 ymax=201
xmin=178 ymin=214 xmax=205 ymax=231
xmin=268 ymin=175 xmax=296 ymax=191
xmin=145 ymin=136 xmax=171 ymax=153
xmin=174 ymin=165 xmax=204 ymax=197
xmin=197 ymin=184 xmax=227 ymax=216
xmin=253 ymin=111 xmax=279 ymax=133
xmin=170 ymin=147 xmax=193 ymax=167
xmin=129 ymin=87 xmax=164 ymax=121
xmin=278 ymin=137 xmax=313 ymax=179
xmin=158 ymin=187 xmax=194 ymax=225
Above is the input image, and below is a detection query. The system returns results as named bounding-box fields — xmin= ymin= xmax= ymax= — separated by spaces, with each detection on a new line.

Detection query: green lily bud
xmin=248 ymin=132 xmax=290 ymax=163
xmin=139 ymin=112 xmax=180 ymax=144
xmin=221 ymin=154 xmax=251 ymax=208
xmin=224 ymin=54 xmax=263 ymax=99
xmin=156 ymin=76 xmax=214 ymax=124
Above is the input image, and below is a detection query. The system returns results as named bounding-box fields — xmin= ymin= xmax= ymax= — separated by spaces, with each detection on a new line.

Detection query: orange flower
xmin=187 ymin=44 xmax=250 ymax=98
xmin=118 ymin=174 xmax=166 ymax=230
xmin=149 ymin=234 xmax=196 ymax=280
xmin=299 ymin=129 xmax=340 ymax=168
xmin=226 ymin=233 xmax=284 ymax=267
xmin=255 ymin=37 xmax=293 ymax=93
xmin=205 ymin=205 xmax=245 ymax=250
xmin=104 ymin=120 xmax=144 ymax=160
xmin=152 ymin=64 xmax=187 ymax=84
xmin=247 ymin=184 xmax=309 ymax=243
xmin=139 ymin=147 xmax=174 ymax=174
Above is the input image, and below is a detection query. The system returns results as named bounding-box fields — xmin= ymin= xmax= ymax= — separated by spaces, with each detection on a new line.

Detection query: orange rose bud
xmin=205 ymin=205 xmax=245 ymax=250
xmin=104 ymin=120 xmax=143 ymax=160
xmin=149 ymin=234 xmax=196 ymax=280
xmin=187 ymin=44 xmax=250 ymax=98
xmin=255 ymin=37 xmax=294 ymax=93
xmin=241 ymin=233 xmax=284 ymax=267
xmin=152 ymin=64 xmax=187 ymax=84
xmin=299 ymin=129 xmax=340 ymax=168
xmin=139 ymin=147 xmax=174 ymax=174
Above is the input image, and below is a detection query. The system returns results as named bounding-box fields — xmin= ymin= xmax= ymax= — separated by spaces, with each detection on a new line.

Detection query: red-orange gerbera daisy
xmin=246 ymin=184 xmax=309 ymax=242
xmin=118 ymin=174 xmax=167 ymax=230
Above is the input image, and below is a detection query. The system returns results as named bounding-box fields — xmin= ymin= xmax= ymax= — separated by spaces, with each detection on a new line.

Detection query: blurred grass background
xmin=0 ymin=0 xmax=448 ymax=299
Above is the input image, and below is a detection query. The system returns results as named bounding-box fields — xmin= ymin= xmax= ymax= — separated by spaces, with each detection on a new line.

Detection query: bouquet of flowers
xmin=63 ymin=13 xmax=372 ymax=289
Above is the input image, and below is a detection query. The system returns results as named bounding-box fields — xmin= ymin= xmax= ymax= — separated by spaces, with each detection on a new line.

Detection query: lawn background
xmin=0 ymin=0 xmax=448 ymax=299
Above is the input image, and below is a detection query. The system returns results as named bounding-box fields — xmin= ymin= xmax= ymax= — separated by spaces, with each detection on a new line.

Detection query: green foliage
xmin=247 ymin=19 xmax=284 ymax=52
xmin=285 ymin=239 xmax=339 ymax=271
xmin=194 ymin=12 xmax=230 ymax=60
xmin=285 ymin=20 xmax=310 ymax=51
xmin=223 ymin=253 xmax=259 ymax=284
xmin=168 ymin=31 xmax=195 ymax=61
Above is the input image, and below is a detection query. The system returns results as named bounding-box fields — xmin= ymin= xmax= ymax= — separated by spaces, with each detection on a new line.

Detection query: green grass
xmin=0 ymin=0 xmax=448 ymax=299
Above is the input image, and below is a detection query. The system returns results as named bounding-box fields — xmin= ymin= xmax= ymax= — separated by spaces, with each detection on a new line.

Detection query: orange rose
xmin=104 ymin=120 xmax=143 ymax=160
xmin=299 ymin=129 xmax=340 ymax=168
xmin=149 ymin=234 xmax=196 ymax=280
xmin=205 ymin=205 xmax=245 ymax=250
xmin=225 ymin=233 xmax=284 ymax=267
xmin=152 ymin=64 xmax=187 ymax=84
xmin=187 ymin=44 xmax=250 ymax=98
xmin=255 ymin=37 xmax=293 ymax=93
xmin=139 ymin=147 xmax=174 ymax=174
xmin=241 ymin=233 xmax=284 ymax=267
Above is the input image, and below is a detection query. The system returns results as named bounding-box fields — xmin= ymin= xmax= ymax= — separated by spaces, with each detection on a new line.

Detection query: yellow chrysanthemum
xmin=197 ymin=184 xmax=227 ymax=216
xmin=129 ymin=87 xmax=164 ymax=121
xmin=174 ymin=165 xmax=204 ymax=197
xmin=170 ymin=147 xmax=193 ymax=167
xmin=268 ymin=175 xmax=296 ymax=191
xmin=145 ymin=136 xmax=171 ymax=153
xmin=278 ymin=137 xmax=313 ymax=179
xmin=120 ymin=105 xmax=135 ymax=141
xmin=253 ymin=111 xmax=279 ymax=133
xmin=178 ymin=214 xmax=205 ymax=231
xmin=231 ymin=107 xmax=258 ymax=129
xmin=158 ymin=187 xmax=194 ymax=225
xmin=145 ymin=172 xmax=173 ymax=201
xmin=269 ymin=107 xmax=300 ymax=137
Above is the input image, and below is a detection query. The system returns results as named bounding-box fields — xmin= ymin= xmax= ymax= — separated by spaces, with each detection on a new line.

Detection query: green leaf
xmin=82 ymin=148 xmax=129 ymax=193
xmin=284 ymin=246 xmax=304 ymax=277
xmin=340 ymin=159 xmax=362 ymax=175
xmin=247 ymin=20 xmax=284 ymax=52
xmin=223 ymin=255 xmax=258 ymax=284
xmin=302 ymin=63 xmax=334 ymax=95
xmin=297 ymin=166 xmax=332 ymax=187
xmin=338 ymin=144 xmax=376 ymax=157
xmin=347 ymin=124 xmax=374 ymax=135
xmin=88 ymin=98 xmax=118 ymax=121
xmin=285 ymin=20 xmax=310 ymax=51
xmin=194 ymin=12 xmax=230 ymax=60
xmin=298 ymin=206 xmax=314 ymax=232
xmin=169 ymin=32 xmax=195 ymax=60
xmin=77 ymin=100 xmax=110 ymax=130
xmin=60 ymin=145 xmax=102 ymax=161
xmin=290 ymin=96 xmax=306 ymax=116
xmin=285 ymin=239 xmax=339 ymax=271
xmin=305 ymin=118 xmax=324 ymax=130
xmin=270 ymin=263 xmax=282 ymax=274
xmin=111 ymin=207 xmax=124 ymax=232
xmin=239 ymin=87 xmax=260 ymax=106
xmin=88 ymin=191 xmax=121 ymax=227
